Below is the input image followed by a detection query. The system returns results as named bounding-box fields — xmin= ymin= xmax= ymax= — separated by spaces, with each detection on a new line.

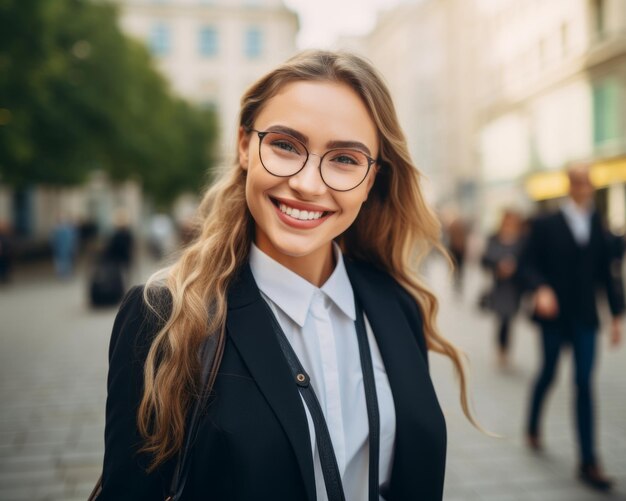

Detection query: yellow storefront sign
xmin=525 ymin=156 xmax=626 ymax=201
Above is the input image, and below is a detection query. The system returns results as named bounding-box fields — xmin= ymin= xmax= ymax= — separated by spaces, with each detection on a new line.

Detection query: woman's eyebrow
xmin=326 ymin=140 xmax=372 ymax=157
xmin=264 ymin=124 xmax=373 ymax=157
xmin=265 ymin=125 xmax=308 ymax=144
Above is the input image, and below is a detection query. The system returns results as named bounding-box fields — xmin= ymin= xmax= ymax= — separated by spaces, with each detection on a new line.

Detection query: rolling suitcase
xmin=89 ymin=259 xmax=125 ymax=307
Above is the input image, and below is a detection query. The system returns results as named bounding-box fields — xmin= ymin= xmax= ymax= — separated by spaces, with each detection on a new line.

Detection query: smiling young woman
xmin=97 ymin=50 xmax=475 ymax=501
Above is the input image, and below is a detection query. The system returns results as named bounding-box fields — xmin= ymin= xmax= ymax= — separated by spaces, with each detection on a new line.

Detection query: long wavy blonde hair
xmin=139 ymin=49 xmax=475 ymax=471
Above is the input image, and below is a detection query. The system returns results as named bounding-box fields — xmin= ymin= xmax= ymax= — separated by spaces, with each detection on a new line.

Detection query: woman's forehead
xmin=254 ymin=80 xmax=379 ymax=149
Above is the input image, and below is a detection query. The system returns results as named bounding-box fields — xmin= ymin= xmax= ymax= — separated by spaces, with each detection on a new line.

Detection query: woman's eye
xmin=271 ymin=140 xmax=299 ymax=153
xmin=331 ymin=154 xmax=359 ymax=165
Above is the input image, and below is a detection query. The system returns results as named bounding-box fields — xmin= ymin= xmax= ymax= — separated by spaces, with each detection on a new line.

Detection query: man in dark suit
xmin=520 ymin=165 xmax=623 ymax=491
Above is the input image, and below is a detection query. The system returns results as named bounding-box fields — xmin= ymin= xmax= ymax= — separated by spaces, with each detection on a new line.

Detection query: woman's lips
xmin=269 ymin=196 xmax=334 ymax=229
xmin=270 ymin=195 xmax=334 ymax=213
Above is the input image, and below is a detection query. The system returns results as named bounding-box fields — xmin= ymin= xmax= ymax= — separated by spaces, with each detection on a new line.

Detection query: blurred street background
xmin=1 ymin=0 xmax=626 ymax=500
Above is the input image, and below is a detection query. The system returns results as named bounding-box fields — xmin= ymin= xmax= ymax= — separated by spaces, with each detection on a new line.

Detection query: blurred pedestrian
xmin=0 ymin=220 xmax=13 ymax=283
xmin=88 ymin=211 xmax=134 ymax=307
xmin=446 ymin=216 xmax=469 ymax=295
xmin=147 ymin=213 xmax=177 ymax=260
xmin=104 ymin=210 xmax=135 ymax=276
xmin=78 ymin=217 xmax=99 ymax=253
xmin=481 ymin=209 xmax=525 ymax=367
xmin=519 ymin=165 xmax=623 ymax=491
xmin=51 ymin=216 xmax=78 ymax=278
xmin=95 ymin=50 xmax=475 ymax=501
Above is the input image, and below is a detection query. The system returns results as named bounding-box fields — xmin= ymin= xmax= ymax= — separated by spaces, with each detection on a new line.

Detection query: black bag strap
xmin=264 ymin=297 xmax=380 ymax=501
xmin=267 ymin=306 xmax=346 ymax=501
xmin=166 ymin=331 xmax=221 ymax=501
xmin=355 ymin=300 xmax=380 ymax=501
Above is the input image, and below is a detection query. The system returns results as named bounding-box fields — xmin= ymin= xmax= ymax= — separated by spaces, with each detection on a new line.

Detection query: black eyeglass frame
xmin=248 ymin=128 xmax=379 ymax=192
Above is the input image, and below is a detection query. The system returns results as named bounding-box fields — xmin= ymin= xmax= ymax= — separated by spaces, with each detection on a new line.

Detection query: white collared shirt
xmin=561 ymin=198 xmax=593 ymax=246
xmin=249 ymin=243 xmax=396 ymax=501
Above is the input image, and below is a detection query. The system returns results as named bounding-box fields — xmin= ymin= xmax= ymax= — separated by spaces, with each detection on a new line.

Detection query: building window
xmin=244 ymin=27 xmax=263 ymax=59
xmin=560 ymin=22 xmax=569 ymax=57
xmin=592 ymin=79 xmax=620 ymax=145
xmin=149 ymin=23 xmax=170 ymax=56
xmin=199 ymin=26 xmax=218 ymax=57
xmin=592 ymin=0 xmax=606 ymax=39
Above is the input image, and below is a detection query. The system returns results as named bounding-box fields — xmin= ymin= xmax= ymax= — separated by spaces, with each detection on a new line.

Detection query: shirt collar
xmin=249 ymin=242 xmax=356 ymax=327
xmin=562 ymin=198 xmax=593 ymax=219
xmin=321 ymin=244 xmax=356 ymax=321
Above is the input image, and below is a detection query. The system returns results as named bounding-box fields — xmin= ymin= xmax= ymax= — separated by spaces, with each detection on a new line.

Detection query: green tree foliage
xmin=0 ymin=0 xmax=218 ymax=205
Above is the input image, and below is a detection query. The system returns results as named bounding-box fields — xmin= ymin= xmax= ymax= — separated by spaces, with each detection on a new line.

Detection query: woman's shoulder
xmin=108 ymin=285 xmax=172 ymax=362
xmin=347 ymin=259 xmax=429 ymax=367
xmin=345 ymin=258 xmax=397 ymax=288
xmin=345 ymin=258 xmax=423 ymax=320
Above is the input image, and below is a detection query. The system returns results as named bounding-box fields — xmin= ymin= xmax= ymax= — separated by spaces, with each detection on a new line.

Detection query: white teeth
xmin=277 ymin=202 xmax=325 ymax=221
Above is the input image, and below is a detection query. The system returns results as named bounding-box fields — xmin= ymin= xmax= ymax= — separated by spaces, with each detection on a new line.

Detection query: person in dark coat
xmin=0 ymin=221 xmax=13 ymax=283
xmin=104 ymin=210 xmax=134 ymax=273
xmin=481 ymin=209 xmax=525 ymax=367
xmin=446 ymin=216 xmax=469 ymax=295
xmin=519 ymin=165 xmax=623 ymax=491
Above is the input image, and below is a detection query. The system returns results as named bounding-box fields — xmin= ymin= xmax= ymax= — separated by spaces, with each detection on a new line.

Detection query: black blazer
xmin=519 ymin=210 xmax=624 ymax=330
xmin=99 ymin=259 xmax=447 ymax=501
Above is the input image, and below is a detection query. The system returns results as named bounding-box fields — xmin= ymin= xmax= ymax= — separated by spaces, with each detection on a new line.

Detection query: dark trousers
xmin=497 ymin=316 xmax=511 ymax=352
xmin=527 ymin=324 xmax=597 ymax=465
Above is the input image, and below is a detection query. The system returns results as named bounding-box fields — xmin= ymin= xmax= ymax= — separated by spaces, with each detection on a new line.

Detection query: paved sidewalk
xmin=0 ymin=258 xmax=156 ymax=501
xmin=0 ymin=257 xmax=624 ymax=500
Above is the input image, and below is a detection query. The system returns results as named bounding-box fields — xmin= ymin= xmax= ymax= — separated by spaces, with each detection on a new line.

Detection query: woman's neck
xmin=254 ymin=238 xmax=336 ymax=287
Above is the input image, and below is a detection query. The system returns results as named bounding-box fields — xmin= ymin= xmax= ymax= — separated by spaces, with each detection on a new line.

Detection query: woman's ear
xmin=238 ymin=126 xmax=251 ymax=170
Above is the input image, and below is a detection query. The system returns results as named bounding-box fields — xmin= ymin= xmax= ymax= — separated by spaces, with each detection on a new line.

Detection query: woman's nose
xmin=288 ymin=154 xmax=327 ymax=196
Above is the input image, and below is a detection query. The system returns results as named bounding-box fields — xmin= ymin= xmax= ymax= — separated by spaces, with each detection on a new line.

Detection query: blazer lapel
xmin=344 ymin=260 xmax=438 ymax=496
xmin=226 ymin=264 xmax=317 ymax=501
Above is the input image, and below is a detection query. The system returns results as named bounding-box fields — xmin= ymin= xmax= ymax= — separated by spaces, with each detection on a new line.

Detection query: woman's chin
xmin=257 ymin=231 xmax=332 ymax=262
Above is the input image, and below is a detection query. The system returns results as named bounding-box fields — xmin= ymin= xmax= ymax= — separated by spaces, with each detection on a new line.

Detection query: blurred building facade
xmin=477 ymin=0 xmax=626 ymax=231
xmin=342 ymin=0 xmax=482 ymax=214
xmin=344 ymin=0 xmax=626 ymax=232
xmin=115 ymin=0 xmax=299 ymax=159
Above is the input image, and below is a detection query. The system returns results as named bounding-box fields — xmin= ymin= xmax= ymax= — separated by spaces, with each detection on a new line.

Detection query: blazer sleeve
xmin=99 ymin=286 xmax=174 ymax=500
xmin=394 ymin=282 xmax=429 ymax=371
xmin=597 ymin=222 xmax=625 ymax=318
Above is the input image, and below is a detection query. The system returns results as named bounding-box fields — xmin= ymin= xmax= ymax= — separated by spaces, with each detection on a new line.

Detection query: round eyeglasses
xmin=248 ymin=129 xmax=377 ymax=192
